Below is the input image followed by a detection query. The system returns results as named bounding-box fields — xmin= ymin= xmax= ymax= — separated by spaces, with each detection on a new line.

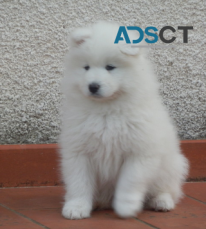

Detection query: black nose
xmin=89 ymin=83 xmax=100 ymax=94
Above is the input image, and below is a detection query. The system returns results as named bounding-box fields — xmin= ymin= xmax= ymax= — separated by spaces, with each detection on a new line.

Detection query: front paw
xmin=62 ymin=199 xmax=92 ymax=220
xmin=113 ymin=195 xmax=143 ymax=218
xmin=149 ymin=193 xmax=175 ymax=212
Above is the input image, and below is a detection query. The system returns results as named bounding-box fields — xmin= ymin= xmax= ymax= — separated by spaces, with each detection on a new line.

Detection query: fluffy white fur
xmin=59 ymin=21 xmax=189 ymax=219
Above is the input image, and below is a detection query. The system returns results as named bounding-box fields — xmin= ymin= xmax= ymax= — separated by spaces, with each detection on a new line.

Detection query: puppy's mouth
xmin=88 ymin=90 xmax=123 ymax=102
xmin=89 ymin=92 xmax=104 ymax=99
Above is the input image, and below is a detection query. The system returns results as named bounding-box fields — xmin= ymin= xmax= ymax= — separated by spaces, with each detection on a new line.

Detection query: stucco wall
xmin=0 ymin=0 xmax=205 ymax=144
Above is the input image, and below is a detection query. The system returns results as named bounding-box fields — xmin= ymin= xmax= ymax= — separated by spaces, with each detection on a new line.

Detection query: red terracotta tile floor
xmin=0 ymin=182 xmax=206 ymax=229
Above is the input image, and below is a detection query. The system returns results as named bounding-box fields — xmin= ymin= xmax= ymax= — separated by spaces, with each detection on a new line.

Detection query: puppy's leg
xmin=61 ymin=155 xmax=94 ymax=219
xmin=148 ymin=153 xmax=188 ymax=211
xmin=113 ymin=155 xmax=159 ymax=218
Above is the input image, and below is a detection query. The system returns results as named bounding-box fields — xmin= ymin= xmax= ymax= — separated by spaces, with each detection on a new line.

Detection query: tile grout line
xmin=134 ymin=217 xmax=160 ymax=229
xmin=186 ymin=194 xmax=206 ymax=206
xmin=0 ymin=203 xmax=50 ymax=229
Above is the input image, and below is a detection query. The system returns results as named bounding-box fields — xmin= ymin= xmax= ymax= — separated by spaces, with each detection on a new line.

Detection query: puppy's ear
xmin=69 ymin=28 xmax=91 ymax=47
xmin=119 ymin=44 xmax=140 ymax=56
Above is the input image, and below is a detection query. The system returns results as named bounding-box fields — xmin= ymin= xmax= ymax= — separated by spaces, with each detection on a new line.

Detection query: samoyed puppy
xmin=59 ymin=21 xmax=188 ymax=219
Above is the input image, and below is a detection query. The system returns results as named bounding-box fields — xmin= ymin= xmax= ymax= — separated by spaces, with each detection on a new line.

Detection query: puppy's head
xmin=65 ymin=21 xmax=146 ymax=101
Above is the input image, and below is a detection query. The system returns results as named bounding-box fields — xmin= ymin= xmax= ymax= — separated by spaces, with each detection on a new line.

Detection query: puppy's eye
xmin=105 ymin=65 xmax=116 ymax=71
xmin=84 ymin=65 xmax=90 ymax=70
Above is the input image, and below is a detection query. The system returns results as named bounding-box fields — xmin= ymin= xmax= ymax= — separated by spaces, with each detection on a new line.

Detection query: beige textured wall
xmin=0 ymin=0 xmax=205 ymax=144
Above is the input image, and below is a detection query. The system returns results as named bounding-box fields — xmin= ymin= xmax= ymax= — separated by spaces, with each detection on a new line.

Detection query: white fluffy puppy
xmin=59 ymin=21 xmax=188 ymax=219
